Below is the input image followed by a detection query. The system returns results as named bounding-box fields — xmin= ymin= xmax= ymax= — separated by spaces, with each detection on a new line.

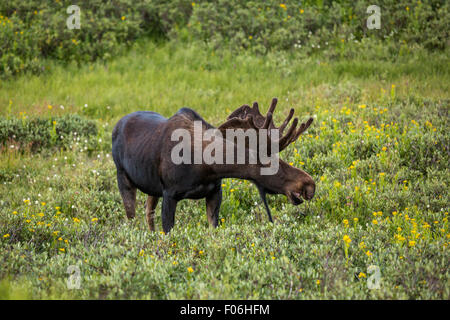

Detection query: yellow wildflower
xmin=343 ymin=235 xmax=351 ymax=244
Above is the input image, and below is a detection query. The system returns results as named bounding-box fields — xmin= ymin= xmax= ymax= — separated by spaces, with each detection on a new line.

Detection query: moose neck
xmin=206 ymin=159 xmax=293 ymax=195
xmin=199 ymin=133 xmax=287 ymax=189
xmin=208 ymin=163 xmax=264 ymax=180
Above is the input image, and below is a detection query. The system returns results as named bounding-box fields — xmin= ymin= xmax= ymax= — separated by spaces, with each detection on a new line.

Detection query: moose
xmin=112 ymin=98 xmax=315 ymax=233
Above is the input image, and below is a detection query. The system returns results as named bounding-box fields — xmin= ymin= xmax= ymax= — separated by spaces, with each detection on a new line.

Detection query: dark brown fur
xmin=112 ymin=98 xmax=315 ymax=233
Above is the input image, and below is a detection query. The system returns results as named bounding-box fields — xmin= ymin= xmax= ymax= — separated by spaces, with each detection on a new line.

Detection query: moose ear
xmin=227 ymin=104 xmax=253 ymax=120
xmin=218 ymin=115 xmax=257 ymax=131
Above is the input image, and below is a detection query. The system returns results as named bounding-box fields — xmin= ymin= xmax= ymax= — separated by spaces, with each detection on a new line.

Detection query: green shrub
xmin=0 ymin=114 xmax=97 ymax=152
xmin=187 ymin=0 xmax=449 ymax=55
xmin=0 ymin=0 xmax=192 ymax=77
xmin=1 ymin=0 xmax=448 ymax=78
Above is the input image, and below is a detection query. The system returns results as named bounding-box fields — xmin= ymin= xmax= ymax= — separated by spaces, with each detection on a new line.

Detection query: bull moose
xmin=112 ymin=98 xmax=315 ymax=233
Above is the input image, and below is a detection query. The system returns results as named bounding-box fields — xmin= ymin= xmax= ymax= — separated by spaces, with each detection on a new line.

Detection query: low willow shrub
xmin=1 ymin=0 xmax=448 ymax=77
xmin=0 ymin=114 xmax=97 ymax=152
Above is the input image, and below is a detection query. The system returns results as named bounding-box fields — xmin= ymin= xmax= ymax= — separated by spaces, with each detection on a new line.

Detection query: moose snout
xmin=303 ymin=182 xmax=315 ymax=200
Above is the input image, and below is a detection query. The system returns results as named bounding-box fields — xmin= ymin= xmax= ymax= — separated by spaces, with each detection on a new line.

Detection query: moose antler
xmin=221 ymin=98 xmax=313 ymax=152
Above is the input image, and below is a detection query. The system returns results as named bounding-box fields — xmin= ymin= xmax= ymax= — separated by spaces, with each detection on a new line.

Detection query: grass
xmin=1 ymin=41 xmax=449 ymax=123
xmin=0 ymin=41 xmax=449 ymax=299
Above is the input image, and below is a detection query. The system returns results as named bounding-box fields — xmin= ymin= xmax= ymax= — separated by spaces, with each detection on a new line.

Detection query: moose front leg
xmin=117 ymin=170 xmax=137 ymax=220
xmin=206 ymin=188 xmax=222 ymax=228
xmin=161 ymin=192 xmax=178 ymax=233
xmin=145 ymin=195 xmax=159 ymax=232
xmin=257 ymin=185 xmax=273 ymax=223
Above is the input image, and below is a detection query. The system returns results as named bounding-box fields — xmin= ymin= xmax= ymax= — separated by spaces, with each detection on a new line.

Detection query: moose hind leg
xmin=206 ymin=188 xmax=222 ymax=228
xmin=117 ymin=171 xmax=136 ymax=219
xmin=145 ymin=195 xmax=159 ymax=232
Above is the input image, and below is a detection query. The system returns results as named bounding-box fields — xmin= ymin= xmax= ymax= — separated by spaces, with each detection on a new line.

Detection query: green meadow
xmin=0 ymin=39 xmax=449 ymax=299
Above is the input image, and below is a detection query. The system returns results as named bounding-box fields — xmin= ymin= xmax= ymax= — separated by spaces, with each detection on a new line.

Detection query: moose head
xmin=218 ymin=98 xmax=315 ymax=221
xmin=112 ymin=98 xmax=315 ymax=233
